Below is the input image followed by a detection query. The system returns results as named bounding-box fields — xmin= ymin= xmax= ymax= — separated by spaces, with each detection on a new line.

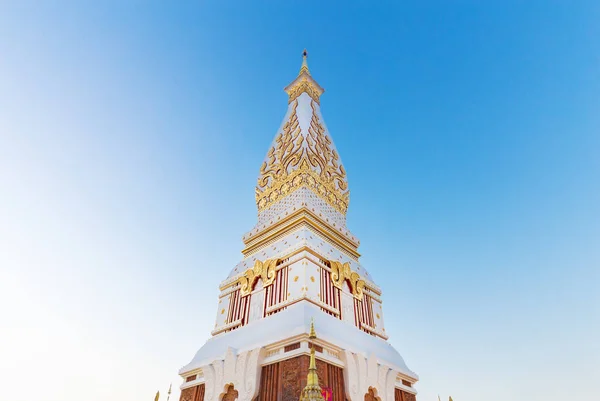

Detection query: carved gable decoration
xmin=238 ymin=259 xmax=278 ymax=296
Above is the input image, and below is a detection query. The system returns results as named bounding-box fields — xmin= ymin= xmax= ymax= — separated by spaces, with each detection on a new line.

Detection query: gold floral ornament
xmin=306 ymin=101 xmax=347 ymax=194
xmin=238 ymin=259 xmax=279 ymax=296
xmin=257 ymin=100 xmax=303 ymax=199
xmin=329 ymin=260 xmax=366 ymax=300
xmin=256 ymin=102 xmax=350 ymax=215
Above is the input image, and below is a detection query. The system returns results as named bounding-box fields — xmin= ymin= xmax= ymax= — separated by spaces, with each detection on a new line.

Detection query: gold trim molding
xmin=242 ymin=206 xmax=360 ymax=259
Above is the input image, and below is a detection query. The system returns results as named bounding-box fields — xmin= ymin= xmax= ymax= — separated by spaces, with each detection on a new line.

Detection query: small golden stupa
xmin=299 ymin=319 xmax=325 ymax=401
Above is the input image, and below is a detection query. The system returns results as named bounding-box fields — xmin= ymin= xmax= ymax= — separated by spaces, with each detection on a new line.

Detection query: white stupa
xmin=177 ymin=50 xmax=418 ymax=401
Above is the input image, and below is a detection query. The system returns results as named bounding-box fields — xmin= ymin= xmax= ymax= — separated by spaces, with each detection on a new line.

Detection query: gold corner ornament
xmin=238 ymin=259 xmax=279 ymax=296
xmin=286 ymin=79 xmax=323 ymax=104
xmin=256 ymin=100 xmax=349 ymax=215
xmin=329 ymin=260 xmax=366 ymax=300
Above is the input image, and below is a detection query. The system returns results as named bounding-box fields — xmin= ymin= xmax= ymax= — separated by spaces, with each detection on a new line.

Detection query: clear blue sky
xmin=1 ymin=2 xmax=598 ymax=401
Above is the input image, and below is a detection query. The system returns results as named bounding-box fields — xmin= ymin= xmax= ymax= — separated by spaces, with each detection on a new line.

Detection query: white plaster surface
xmin=181 ymin=302 xmax=416 ymax=380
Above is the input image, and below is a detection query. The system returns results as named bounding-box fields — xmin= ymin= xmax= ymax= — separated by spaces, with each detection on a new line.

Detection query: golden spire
xmin=299 ymin=49 xmax=310 ymax=76
xmin=154 ymin=391 xmax=160 ymax=401
xmin=283 ymin=49 xmax=324 ymax=105
xmin=299 ymin=318 xmax=324 ymax=401
xmin=309 ymin=317 xmax=317 ymax=339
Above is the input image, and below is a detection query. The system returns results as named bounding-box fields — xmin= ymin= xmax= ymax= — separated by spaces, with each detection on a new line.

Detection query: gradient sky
xmin=1 ymin=2 xmax=599 ymax=401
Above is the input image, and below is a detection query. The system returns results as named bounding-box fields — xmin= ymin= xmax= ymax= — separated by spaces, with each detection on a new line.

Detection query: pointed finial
xmin=302 ymin=318 xmax=322 ymax=393
xmin=154 ymin=391 xmax=160 ymax=401
xmin=300 ymin=334 xmax=325 ymax=401
xmin=299 ymin=48 xmax=310 ymax=75
xmin=309 ymin=317 xmax=317 ymax=340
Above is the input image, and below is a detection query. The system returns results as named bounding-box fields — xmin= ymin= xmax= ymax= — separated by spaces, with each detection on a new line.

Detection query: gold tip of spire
xmin=299 ymin=48 xmax=310 ymax=76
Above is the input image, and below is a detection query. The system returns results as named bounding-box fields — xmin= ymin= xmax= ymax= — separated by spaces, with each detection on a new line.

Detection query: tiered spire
xmin=299 ymin=319 xmax=324 ymax=401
